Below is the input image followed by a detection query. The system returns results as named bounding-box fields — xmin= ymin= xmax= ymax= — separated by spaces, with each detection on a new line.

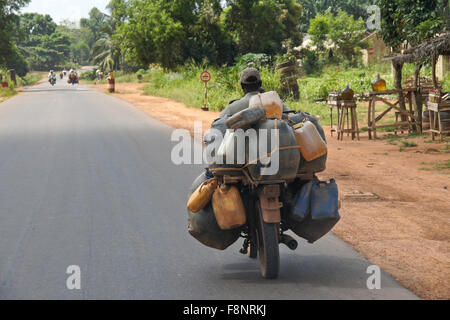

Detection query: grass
xmin=17 ymin=72 xmax=45 ymax=87
xmin=399 ymin=140 xmax=418 ymax=152
xmin=433 ymin=160 xmax=450 ymax=170
xmin=0 ymin=71 xmax=44 ymax=103
xmin=400 ymin=141 xmax=418 ymax=148
xmin=420 ymin=160 xmax=450 ymax=173
xmin=440 ymin=144 xmax=450 ymax=153
xmin=0 ymin=87 xmax=17 ymax=99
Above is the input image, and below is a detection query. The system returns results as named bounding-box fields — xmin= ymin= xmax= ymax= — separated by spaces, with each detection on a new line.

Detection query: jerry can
xmin=247 ymin=119 xmax=300 ymax=182
xmin=187 ymin=178 xmax=218 ymax=213
xmin=372 ymin=73 xmax=387 ymax=91
xmin=341 ymin=83 xmax=354 ymax=100
xmin=293 ymin=121 xmax=328 ymax=162
xmin=187 ymin=172 xmax=241 ymax=250
xmin=226 ymin=106 xmax=266 ymax=129
xmin=249 ymin=91 xmax=283 ymax=119
xmin=212 ymin=184 xmax=246 ymax=230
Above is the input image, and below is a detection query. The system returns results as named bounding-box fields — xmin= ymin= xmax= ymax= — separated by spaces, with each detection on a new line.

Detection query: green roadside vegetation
xmin=81 ymin=60 xmax=449 ymax=127
xmin=0 ymin=70 xmax=45 ymax=102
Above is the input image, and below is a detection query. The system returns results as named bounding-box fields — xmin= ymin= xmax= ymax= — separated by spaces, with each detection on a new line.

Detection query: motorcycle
xmin=68 ymin=72 xmax=79 ymax=85
xmin=188 ymin=96 xmax=340 ymax=279
xmin=49 ymin=76 xmax=56 ymax=86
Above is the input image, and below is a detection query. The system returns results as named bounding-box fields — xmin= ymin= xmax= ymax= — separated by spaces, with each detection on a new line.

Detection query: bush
xmin=79 ymin=69 xmax=97 ymax=81
xmin=301 ymin=49 xmax=323 ymax=75
xmin=136 ymin=69 xmax=148 ymax=76
xmin=235 ymin=53 xmax=272 ymax=69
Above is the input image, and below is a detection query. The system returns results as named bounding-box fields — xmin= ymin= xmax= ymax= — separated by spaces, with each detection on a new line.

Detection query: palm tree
xmin=91 ymin=36 xmax=114 ymax=72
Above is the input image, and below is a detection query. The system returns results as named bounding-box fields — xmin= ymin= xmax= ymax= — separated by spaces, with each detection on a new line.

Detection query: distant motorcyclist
xmin=220 ymin=67 xmax=291 ymax=117
xmin=96 ymin=69 xmax=104 ymax=83
xmin=48 ymin=70 xmax=56 ymax=85
xmin=48 ymin=70 xmax=56 ymax=80
xmin=68 ymin=69 xmax=78 ymax=85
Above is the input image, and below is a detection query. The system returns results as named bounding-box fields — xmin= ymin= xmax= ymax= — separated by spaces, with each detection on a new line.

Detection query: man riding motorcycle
xmin=187 ymin=67 xmax=339 ymax=279
xmin=48 ymin=70 xmax=56 ymax=85
xmin=68 ymin=69 xmax=79 ymax=85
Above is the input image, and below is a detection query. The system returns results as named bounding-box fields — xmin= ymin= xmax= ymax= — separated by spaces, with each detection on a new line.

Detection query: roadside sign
xmin=201 ymin=71 xmax=211 ymax=83
xmin=201 ymin=71 xmax=211 ymax=111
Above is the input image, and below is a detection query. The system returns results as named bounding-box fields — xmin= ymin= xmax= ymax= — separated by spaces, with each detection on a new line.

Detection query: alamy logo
xmin=366 ymin=265 xmax=381 ymax=290
xmin=366 ymin=5 xmax=381 ymax=31
xmin=171 ymin=121 xmax=280 ymax=176
xmin=66 ymin=265 xmax=81 ymax=290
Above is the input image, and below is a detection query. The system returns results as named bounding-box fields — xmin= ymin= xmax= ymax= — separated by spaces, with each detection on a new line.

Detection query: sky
xmin=20 ymin=0 xmax=111 ymax=25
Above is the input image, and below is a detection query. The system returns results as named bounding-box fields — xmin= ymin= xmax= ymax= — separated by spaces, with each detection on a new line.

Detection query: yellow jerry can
xmin=212 ymin=185 xmax=246 ymax=230
xmin=187 ymin=178 xmax=218 ymax=213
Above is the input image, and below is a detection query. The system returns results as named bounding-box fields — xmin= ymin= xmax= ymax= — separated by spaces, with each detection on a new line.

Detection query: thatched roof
xmin=384 ymin=33 xmax=450 ymax=64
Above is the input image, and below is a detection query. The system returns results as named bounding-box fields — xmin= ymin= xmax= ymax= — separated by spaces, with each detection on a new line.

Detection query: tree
xmin=118 ymin=0 xmax=184 ymax=69
xmin=80 ymin=7 xmax=113 ymax=44
xmin=70 ymin=41 xmax=90 ymax=65
xmin=224 ymin=0 xmax=302 ymax=56
xmin=19 ymin=12 xmax=57 ymax=37
xmin=23 ymin=31 xmax=71 ymax=70
xmin=15 ymin=13 xmax=71 ymax=70
xmin=91 ymin=36 xmax=115 ymax=71
xmin=308 ymin=10 xmax=368 ymax=65
xmin=308 ymin=13 xmax=330 ymax=52
xmin=183 ymin=0 xmax=237 ymax=65
xmin=113 ymin=0 xmax=235 ymax=69
xmin=0 ymin=0 xmax=31 ymax=73
xmin=299 ymin=0 xmax=372 ymax=32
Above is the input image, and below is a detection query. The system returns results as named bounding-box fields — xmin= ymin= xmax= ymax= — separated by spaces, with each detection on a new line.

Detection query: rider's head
xmin=240 ymin=68 xmax=262 ymax=94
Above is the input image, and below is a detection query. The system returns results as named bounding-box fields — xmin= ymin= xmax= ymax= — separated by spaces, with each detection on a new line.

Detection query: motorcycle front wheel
xmin=255 ymin=201 xmax=280 ymax=279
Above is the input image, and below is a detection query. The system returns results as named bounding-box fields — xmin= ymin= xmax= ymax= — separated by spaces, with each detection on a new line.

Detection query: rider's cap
xmin=240 ymin=68 xmax=261 ymax=85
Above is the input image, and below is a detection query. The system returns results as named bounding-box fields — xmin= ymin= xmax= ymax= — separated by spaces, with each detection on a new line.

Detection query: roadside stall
xmin=382 ymin=33 xmax=450 ymax=140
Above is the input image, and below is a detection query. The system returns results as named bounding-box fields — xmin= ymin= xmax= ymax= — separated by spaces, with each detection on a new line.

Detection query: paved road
xmin=0 ymin=78 xmax=418 ymax=299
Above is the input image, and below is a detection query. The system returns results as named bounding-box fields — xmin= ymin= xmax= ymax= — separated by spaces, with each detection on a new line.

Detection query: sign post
xmin=201 ymin=71 xmax=211 ymax=111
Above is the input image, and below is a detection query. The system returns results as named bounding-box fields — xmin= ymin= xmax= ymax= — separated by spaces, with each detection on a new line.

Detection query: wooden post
xmin=368 ymin=98 xmax=372 ymax=140
xmin=393 ymin=60 xmax=408 ymax=124
xmin=372 ymin=96 xmax=377 ymax=139
xmin=204 ymin=82 xmax=208 ymax=109
xmin=414 ymin=64 xmax=421 ymax=88
xmin=411 ymin=91 xmax=422 ymax=133
xmin=432 ymin=55 xmax=438 ymax=89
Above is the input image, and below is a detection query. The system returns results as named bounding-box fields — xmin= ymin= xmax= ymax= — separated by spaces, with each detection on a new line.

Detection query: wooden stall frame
xmin=427 ymin=101 xmax=450 ymax=142
xmin=367 ymin=88 xmax=420 ymax=140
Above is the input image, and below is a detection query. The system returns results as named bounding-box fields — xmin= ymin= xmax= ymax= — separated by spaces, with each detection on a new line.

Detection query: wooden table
xmin=427 ymin=101 xmax=450 ymax=141
xmin=367 ymin=88 xmax=419 ymax=140
xmin=328 ymin=99 xmax=360 ymax=140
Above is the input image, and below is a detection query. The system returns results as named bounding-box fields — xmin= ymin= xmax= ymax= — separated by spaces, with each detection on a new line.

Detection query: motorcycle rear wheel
xmin=256 ymin=202 xmax=280 ymax=279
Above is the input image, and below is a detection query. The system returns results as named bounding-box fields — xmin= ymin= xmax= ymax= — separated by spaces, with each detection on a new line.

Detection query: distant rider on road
xmin=48 ymin=70 xmax=56 ymax=80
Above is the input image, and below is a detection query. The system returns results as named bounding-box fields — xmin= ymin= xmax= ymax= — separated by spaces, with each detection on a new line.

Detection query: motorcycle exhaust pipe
xmin=280 ymin=234 xmax=298 ymax=251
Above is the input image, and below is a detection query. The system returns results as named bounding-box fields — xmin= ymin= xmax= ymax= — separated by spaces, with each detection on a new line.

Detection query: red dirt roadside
xmin=92 ymin=82 xmax=450 ymax=300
